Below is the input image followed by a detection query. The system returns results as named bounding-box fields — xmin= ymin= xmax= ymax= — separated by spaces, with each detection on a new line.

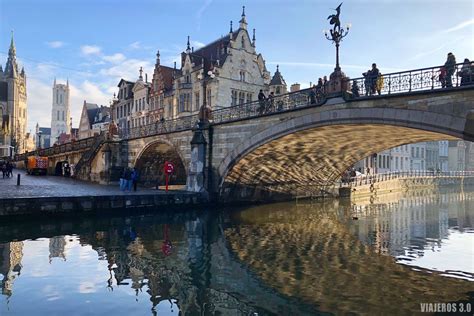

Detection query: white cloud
xmin=191 ymin=40 xmax=205 ymax=49
xmin=81 ymin=45 xmax=102 ymax=55
xmin=46 ymin=41 xmax=65 ymax=48
xmin=129 ymin=41 xmax=141 ymax=50
xmin=102 ymin=53 xmax=126 ymax=63
xmin=99 ymin=58 xmax=153 ymax=83
xmin=440 ymin=19 xmax=474 ymax=34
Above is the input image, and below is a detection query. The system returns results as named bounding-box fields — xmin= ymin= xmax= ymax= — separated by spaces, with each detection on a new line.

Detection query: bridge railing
xmin=212 ymin=87 xmax=326 ymax=124
xmin=348 ymin=62 xmax=472 ymax=98
xmin=15 ymin=135 xmax=99 ymax=161
xmin=120 ymin=114 xmax=198 ymax=139
xmin=340 ymin=170 xmax=474 ymax=188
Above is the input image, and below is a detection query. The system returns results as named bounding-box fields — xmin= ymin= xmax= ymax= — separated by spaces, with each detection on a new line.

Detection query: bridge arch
xmin=134 ymin=139 xmax=187 ymax=187
xmin=217 ymin=106 xmax=469 ymax=200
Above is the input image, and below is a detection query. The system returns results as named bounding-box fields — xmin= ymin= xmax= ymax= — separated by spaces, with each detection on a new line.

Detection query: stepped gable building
xmin=51 ymin=79 xmax=71 ymax=144
xmin=0 ymin=34 xmax=28 ymax=156
xmin=111 ymin=7 xmax=287 ymax=134
xmin=150 ymin=7 xmax=285 ymax=120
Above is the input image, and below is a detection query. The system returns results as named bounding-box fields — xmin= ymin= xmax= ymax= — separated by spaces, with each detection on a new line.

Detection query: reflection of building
xmin=410 ymin=143 xmax=426 ymax=170
xmin=0 ymin=241 xmax=23 ymax=296
xmin=0 ymin=35 xmax=28 ymax=156
xmin=439 ymin=141 xmax=449 ymax=171
xmin=425 ymin=141 xmax=439 ymax=171
xmin=49 ymin=236 xmax=67 ymax=262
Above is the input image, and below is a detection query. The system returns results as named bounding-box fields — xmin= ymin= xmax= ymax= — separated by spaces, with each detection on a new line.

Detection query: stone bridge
xmin=17 ymin=64 xmax=474 ymax=202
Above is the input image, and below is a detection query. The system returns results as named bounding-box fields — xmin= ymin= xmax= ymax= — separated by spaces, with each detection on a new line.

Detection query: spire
xmin=5 ymin=30 xmax=18 ymax=78
xmin=186 ymin=36 xmax=191 ymax=53
xmin=239 ymin=6 xmax=247 ymax=30
xmin=139 ymin=67 xmax=143 ymax=80
xmin=156 ymin=50 xmax=160 ymax=66
xmin=229 ymin=20 xmax=233 ymax=34
xmin=252 ymin=28 xmax=256 ymax=46
xmin=54 ymin=77 xmax=56 ymax=86
xmin=21 ymin=66 xmax=25 ymax=77
xmin=66 ymin=78 xmax=69 ymax=87
xmin=8 ymin=30 xmax=16 ymax=57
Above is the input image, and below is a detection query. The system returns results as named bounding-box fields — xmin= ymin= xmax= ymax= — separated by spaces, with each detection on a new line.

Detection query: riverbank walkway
xmin=0 ymin=169 xmax=187 ymax=199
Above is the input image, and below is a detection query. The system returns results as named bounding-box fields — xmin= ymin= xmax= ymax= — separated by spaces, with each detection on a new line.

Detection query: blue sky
xmin=0 ymin=0 xmax=472 ymax=131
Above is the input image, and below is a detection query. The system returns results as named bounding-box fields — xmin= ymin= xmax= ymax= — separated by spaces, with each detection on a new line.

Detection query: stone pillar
xmin=326 ymin=69 xmax=351 ymax=96
xmin=102 ymin=143 xmax=112 ymax=184
xmin=186 ymin=124 xmax=208 ymax=194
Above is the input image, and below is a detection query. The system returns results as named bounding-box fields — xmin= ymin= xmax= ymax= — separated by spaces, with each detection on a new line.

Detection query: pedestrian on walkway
xmin=351 ymin=80 xmax=360 ymax=98
xmin=125 ymin=168 xmax=133 ymax=191
xmin=369 ymin=63 xmax=380 ymax=95
xmin=309 ymin=85 xmax=317 ymax=104
xmin=131 ymin=168 xmax=139 ymax=192
xmin=258 ymin=89 xmax=266 ymax=115
xmin=6 ymin=161 xmax=13 ymax=178
xmin=120 ymin=167 xmax=126 ymax=191
xmin=458 ymin=58 xmax=472 ymax=86
xmin=444 ymin=52 xmax=456 ymax=88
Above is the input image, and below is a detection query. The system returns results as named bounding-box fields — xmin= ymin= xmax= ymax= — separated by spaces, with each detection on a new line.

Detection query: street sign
xmin=164 ymin=161 xmax=174 ymax=174
xmin=164 ymin=161 xmax=175 ymax=192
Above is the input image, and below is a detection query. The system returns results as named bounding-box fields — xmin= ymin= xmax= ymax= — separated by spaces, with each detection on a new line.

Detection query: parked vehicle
xmin=26 ymin=156 xmax=48 ymax=175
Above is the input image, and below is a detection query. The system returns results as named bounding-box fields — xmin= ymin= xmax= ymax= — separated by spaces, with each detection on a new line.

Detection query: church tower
xmin=0 ymin=32 xmax=28 ymax=156
xmin=51 ymin=79 xmax=71 ymax=144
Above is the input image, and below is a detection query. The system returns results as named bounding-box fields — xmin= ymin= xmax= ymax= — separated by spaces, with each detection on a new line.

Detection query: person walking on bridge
xmin=258 ymin=89 xmax=266 ymax=115
xmin=444 ymin=52 xmax=456 ymax=88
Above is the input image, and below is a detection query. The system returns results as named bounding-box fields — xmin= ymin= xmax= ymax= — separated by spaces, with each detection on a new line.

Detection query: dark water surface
xmin=0 ymin=187 xmax=473 ymax=315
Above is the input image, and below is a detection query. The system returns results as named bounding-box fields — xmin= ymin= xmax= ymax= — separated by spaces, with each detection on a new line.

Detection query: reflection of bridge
xmin=0 ymin=189 xmax=472 ymax=314
xmin=17 ymin=64 xmax=474 ymax=202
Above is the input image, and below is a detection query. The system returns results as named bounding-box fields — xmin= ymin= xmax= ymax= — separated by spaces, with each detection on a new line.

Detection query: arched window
xmin=241 ymin=36 xmax=245 ymax=48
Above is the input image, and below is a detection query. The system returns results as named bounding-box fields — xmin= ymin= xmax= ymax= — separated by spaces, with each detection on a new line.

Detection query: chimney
xmin=290 ymin=83 xmax=301 ymax=92
xmin=145 ymin=73 xmax=148 ymax=83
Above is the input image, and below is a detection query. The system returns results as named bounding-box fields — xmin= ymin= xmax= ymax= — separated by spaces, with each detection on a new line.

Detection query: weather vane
xmin=324 ymin=3 xmax=351 ymax=71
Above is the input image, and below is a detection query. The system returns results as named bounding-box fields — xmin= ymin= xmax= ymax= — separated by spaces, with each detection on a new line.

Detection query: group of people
xmin=119 ymin=167 xmax=139 ymax=192
xmin=309 ymin=77 xmax=327 ymax=104
xmin=360 ymin=63 xmax=383 ymax=96
xmin=257 ymin=90 xmax=276 ymax=114
xmin=439 ymin=53 xmax=473 ymax=88
xmin=0 ymin=161 xmax=14 ymax=179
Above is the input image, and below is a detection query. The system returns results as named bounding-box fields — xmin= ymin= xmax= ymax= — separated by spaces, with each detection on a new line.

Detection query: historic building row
xmin=111 ymin=8 xmax=287 ymax=133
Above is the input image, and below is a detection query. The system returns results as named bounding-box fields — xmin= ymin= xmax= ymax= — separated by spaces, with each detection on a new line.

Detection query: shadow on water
xmin=0 ymin=186 xmax=472 ymax=315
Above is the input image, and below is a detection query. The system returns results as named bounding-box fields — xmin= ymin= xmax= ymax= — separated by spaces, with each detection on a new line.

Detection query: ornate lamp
xmin=323 ymin=3 xmax=352 ymax=94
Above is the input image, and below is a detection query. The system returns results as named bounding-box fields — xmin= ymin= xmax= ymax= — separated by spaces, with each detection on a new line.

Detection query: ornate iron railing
xmin=15 ymin=63 xmax=473 ymax=160
xmin=347 ymin=62 xmax=473 ymax=98
xmin=340 ymin=170 xmax=474 ymax=188
xmin=212 ymin=87 xmax=326 ymax=124
xmin=120 ymin=114 xmax=198 ymax=139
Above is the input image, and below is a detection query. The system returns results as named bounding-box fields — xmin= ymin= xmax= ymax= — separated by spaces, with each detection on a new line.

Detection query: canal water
xmin=0 ymin=187 xmax=472 ymax=315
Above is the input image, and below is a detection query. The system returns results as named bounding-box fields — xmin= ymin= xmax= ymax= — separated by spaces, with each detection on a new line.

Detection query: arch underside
xmin=221 ymin=124 xmax=458 ymax=198
xmin=135 ymin=141 xmax=186 ymax=186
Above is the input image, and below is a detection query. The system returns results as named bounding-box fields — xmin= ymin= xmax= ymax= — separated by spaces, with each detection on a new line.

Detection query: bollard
xmin=17 ymin=174 xmax=20 ymax=186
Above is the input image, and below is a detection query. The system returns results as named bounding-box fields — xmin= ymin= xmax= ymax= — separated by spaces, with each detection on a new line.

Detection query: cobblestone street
xmin=0 ymin=169 xmax=184 ymax=199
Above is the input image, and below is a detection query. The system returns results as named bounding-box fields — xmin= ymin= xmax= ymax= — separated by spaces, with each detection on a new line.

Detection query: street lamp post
xmin=37 ymin=130 xmax=42 ymax=150
xmin=196 ymin=69 xmax=215 ymax=127
xmin=323 ymin=3 xmax=351 ymax=95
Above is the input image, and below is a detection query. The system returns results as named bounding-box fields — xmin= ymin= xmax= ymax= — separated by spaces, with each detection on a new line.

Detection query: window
xmin=246 ymin=93 xmax=252 ymax=104
xmin=56 ymin=93 xmax=59 ymax=104
xmin=421 ymin=148 xmax=424 ymax=158
xmin=401 ymin=157 xmax=404 ymax=169
xmin=231 ymin=90 xmax=237 ymax=106
xmin=238 ymin=92 xmax=245 ymax=104
xmin=396 ymin=157 xmax=399 ymax=169
xmin=241 ymin=36 xmax=245 ymax=48
xmin=135 ymin=100 xmax=138 ymax=112
xmin=142 ymin=97 xmax=146 ymax=110
xmin=195 ymin=92 xmax=200 ymax=111
xmin=416 ymin=147 xmax=419 ymax=158
xmin=57 ymin=111 xmax=60 ymax=120
xmin=411 ymin=147 xmax=414 ymax=157
xmin=60 ymin=94 xmax=63 ymax=104
xmin=276 ymin=87 xmax=281 ymax=94
xmin=207 ymin=89 xmax=211 ymax=107
xmin=62 ymin=111 xmax=64 ymax=120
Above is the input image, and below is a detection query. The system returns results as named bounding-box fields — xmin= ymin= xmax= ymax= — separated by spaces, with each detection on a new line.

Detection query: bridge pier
xmin=186 ymin=124 xmax=208 ymax=197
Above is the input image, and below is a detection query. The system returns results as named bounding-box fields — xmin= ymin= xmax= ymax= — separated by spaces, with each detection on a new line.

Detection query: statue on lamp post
xmin=324 ymin=3 xmax=352 ymax=95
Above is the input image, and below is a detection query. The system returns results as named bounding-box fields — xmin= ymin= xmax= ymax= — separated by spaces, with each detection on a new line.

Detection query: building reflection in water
xmin=0 ymin=188 xmax=471 ymax=315
xmin=0 ymin=242 xmax=23 ymax=297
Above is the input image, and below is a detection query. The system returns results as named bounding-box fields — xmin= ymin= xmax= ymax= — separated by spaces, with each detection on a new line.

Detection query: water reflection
xmin=0 ymin=188 xmax=471 ymax=315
